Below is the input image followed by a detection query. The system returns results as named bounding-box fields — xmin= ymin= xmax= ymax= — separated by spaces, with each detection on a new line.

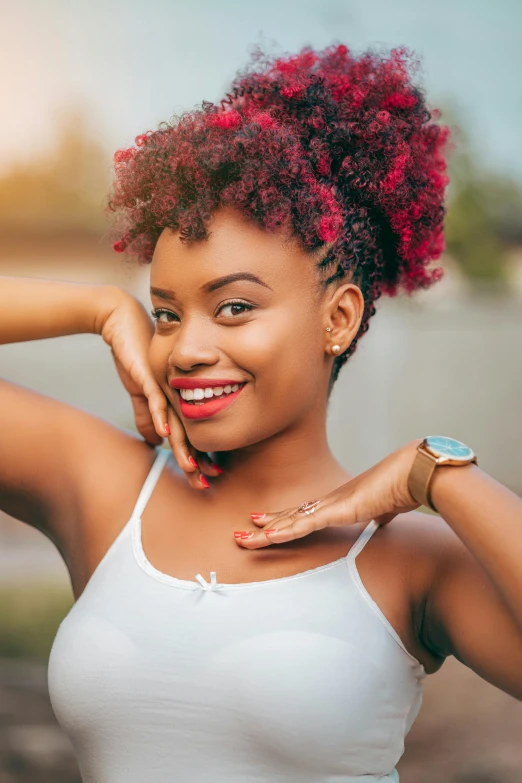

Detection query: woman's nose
xmin=167 ymin=320 xmax=220 ymax=371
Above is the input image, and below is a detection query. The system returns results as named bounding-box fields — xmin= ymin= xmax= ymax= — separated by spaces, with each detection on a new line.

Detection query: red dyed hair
xmin=107 ymin=43 xmax=451 ymax=381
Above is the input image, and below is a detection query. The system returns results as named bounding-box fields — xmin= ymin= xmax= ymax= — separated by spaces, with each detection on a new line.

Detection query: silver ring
xmin=297 ymin=499 xmax=321 ymax=515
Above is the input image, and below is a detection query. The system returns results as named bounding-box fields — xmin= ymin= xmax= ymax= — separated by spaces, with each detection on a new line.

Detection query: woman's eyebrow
xmin=201 ymin=272 xmax=273 ymax=293
xmin=150 ymin=287 xmax=176 ymax=301
xmin=150 ymin=273 xmax=272 ymax=302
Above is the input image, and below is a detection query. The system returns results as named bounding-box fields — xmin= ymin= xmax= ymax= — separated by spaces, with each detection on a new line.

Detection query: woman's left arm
xmin=237 ymin=438 xmax=522 ymax=700
xmin=422 ymin=458 xmax=522 ymax=700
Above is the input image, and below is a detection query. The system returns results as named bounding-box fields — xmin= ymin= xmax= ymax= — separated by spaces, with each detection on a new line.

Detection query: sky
xmin=2 ymin=0 xmax=522 ymax=180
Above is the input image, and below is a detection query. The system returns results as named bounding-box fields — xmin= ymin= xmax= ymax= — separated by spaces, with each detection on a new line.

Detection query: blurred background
xmin=1 ymin=0 xmax=521 ymax=781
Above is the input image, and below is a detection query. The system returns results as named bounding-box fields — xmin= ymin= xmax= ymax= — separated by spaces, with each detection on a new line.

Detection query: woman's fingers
xmin=165 ymin=405 xmax=201 ymax=488
xmin=249 ymin=509 xmax=292 ymax=527
xmin=235 ymin=502 xmax=338 ymax=550
xmin=142 ymin=373 xmax=170 ymax=440
xmin=131 ymin=391 xmax=164 ymax=446
xmin=110 ymin=351 xmax=165 ymax=444
xmin=111 ymin=353 xmax=163 ymax=445
xmin=196 ymin=451 xmax=224 ymax=478
xmin=165 ymin=406 xmax=218 ymax=491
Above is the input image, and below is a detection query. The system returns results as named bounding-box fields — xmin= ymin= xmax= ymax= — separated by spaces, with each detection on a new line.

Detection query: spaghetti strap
xmin=130 ymin=448 xmax=171 ymax=521
xmin=346 ymin=519 xmax=380 ymax=562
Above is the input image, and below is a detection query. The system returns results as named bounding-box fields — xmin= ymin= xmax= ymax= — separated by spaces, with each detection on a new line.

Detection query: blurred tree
xmin=0 ymin=106 xmax=111 ymax=234
xmin=442 ymin=99 xmax=522 ymax=286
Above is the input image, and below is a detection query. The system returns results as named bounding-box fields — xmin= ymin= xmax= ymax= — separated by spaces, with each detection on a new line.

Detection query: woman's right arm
xmin=1 ymin=275 xmax=125 ymax=344
xmin=0 ymin=276 xmax=214 ymax=547
xmin=0 ymin=276 xmax=167 ymax=543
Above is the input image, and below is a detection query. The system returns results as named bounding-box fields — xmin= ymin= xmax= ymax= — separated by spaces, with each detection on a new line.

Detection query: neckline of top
xmin=131 ymin=513 xmax=380 ymax=592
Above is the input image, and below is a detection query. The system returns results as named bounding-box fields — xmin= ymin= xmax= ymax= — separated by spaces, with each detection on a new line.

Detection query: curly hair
xmin=107 ymin=43 xmax=451 ymax=382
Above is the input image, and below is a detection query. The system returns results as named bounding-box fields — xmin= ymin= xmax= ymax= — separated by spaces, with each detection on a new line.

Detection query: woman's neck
xmin=210 ymin=419 xmax=353 ymax=510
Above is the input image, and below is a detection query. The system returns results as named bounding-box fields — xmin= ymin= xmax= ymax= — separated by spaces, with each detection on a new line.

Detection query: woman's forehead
xmin=150 ymin=213 xmax=317 ymax=291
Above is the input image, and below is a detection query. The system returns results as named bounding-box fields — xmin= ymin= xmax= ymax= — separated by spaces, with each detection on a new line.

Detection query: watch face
xmin=424 ymin=436 xmax=475 ymax=462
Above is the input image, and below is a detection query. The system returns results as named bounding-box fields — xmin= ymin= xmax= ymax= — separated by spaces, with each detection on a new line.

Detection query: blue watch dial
xmin=425 ymin=435 xmax=474 ymax=461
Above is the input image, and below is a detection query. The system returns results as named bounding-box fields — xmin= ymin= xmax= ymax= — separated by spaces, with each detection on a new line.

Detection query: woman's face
xmin=149 ymin=206 xmax=350 ymax=454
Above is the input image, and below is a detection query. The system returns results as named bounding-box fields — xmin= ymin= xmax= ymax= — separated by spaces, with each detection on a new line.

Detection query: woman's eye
xmin=151 ymin=302 xmax=253 ymax=324
xmin=151 ymin=309 xmax=178 ymax=324
xmin=217 ymin=301 xmax=254 ymax=318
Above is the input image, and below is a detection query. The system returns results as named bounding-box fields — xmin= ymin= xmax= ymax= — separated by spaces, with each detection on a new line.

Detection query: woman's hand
xmin=100 ymin=293 xmax=167 ymax=446
xmin=234 ymin=440 xmax=424 ymax=548
xmin=100 ymin=292 xmax=220 ymax=490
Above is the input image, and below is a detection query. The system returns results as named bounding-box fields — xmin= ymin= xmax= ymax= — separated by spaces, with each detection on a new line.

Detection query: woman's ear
xmin=325 ymin=283 xmax=364 ymax=354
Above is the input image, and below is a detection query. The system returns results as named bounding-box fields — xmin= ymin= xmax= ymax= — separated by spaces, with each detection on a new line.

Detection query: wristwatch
xmin=407 ymin=436 xmax=478 ymax=513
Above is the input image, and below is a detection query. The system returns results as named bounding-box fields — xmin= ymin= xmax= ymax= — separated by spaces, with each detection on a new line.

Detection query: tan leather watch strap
xmin=407 ymin=447 xmax=439 ymax=511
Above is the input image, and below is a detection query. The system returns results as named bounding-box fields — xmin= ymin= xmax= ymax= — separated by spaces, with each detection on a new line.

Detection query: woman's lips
xmin=175 ymin=384 xmax=246 ymax=420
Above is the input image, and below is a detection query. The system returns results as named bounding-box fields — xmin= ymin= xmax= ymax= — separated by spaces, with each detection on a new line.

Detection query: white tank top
xmin=48 ymin=447 xmax=426 ymax=783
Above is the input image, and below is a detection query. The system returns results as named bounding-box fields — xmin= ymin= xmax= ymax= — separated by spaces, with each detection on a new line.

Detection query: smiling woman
xmin=1 ymin=41 xmax=521 ymax=783
xmin=145 ymin=208 xmax=365 ymax=454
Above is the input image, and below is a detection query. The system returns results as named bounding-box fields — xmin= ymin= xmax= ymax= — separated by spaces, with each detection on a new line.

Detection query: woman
xmin=1 ymin=43 xmax=521 ymax=783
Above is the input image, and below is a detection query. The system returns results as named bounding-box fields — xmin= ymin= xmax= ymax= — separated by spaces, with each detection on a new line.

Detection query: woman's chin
xmin=186 ymin=427 xmax=265 ymax=456
xmin=186 ymin=430 xmax=244 ymax=455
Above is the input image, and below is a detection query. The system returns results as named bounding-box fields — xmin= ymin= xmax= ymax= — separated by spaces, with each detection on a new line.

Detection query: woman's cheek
xmin=232 ymin=315 xmax=296 ymax=370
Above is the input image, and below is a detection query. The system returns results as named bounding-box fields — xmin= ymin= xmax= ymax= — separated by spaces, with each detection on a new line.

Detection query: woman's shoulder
xmin=58 ymin=422 xmax=168 ymax=597
xmin=387 ymin=508 xmax=460 ymax=571
xmin=369 ymin=509 xmax=451 ymax=596
xmin=67 ymin=418 xmax=161 ymax=517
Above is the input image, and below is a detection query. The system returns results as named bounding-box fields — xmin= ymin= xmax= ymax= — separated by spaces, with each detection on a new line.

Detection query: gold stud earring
xmin=332 ymin=344 xmax=341 ymax=354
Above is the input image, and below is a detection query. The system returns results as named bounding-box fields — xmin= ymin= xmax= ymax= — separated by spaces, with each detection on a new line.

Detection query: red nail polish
xmin=264 ymin=529 xmax=277 ymax=535
xmin=240 ymin=532 xmax=254 ymax=539
xmin=250 ymin=513 xmax=266 ymax=520
xmin=211 ymin=462 xmax=224 ymax=474
xmin=188 ymin=456 xmax=198 ymax=468
xmin=233 ymin=532 xmax=243 ymax=538
xmin=164 ymin=423 xmax=171 ymax=436
xmin=199 ymin=475 xmax=210 ymax=488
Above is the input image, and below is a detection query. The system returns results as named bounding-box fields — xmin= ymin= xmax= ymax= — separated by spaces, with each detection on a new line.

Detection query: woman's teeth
xmin=180 ymin=383 xmax=243 ymax=403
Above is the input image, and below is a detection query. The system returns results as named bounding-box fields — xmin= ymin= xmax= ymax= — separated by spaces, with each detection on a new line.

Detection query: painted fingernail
xmin=211 ymin=462 xmax=224 ymax=474
xmin=250 ymin=513 xmax=266 ymax=520
xmin=264 ymin=529 xmax=277 ymax=535
xmin=188 ymin=456 xmax=198 ymax=468
xmin=240 ymin=532 xmax=254 ymax=539
xmin=199 ymin=475 xmax=210 ymax=488
xmin=233 ymin=532 xmax=243 ymax=538
xmin=164 ymin=423 xmax=171 ymax=436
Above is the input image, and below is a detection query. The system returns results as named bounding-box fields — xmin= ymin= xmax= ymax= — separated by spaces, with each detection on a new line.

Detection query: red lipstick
xmin=168 ymin=378 xmax=247 ymax=420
